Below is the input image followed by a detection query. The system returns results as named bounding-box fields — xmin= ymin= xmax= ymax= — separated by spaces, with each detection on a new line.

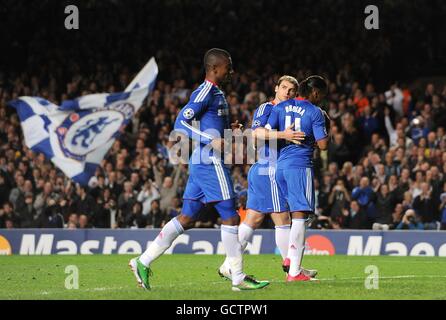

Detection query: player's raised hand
xmin=282 ymin=124 xmax=305 ymax=145
xmin=231 ymin=120 xmax=243 ymax=131
xmin=211 ymin=138 xmax=225 ymax=153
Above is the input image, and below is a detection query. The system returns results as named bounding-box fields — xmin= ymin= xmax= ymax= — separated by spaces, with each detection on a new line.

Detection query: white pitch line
xmin=30 ymin=274 xmax=446 ymax=295
xmin=150 ymin=274 xmax=446 ymax=288
xmin=317 ymin=275 xmax=446 ymax=281
xmin=35 ymin=286 xmax=127 ymax=296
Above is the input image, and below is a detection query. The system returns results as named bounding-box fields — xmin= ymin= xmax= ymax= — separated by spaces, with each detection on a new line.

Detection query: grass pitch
xmin=1 ymin=254 xmax=445 ymax=300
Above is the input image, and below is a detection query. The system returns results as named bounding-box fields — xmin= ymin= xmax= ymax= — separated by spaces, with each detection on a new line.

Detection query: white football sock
xmin=288 ymin=219 xmax=306 ymax=277
xmin=275 ymin=224 xmax=291 ymax=260
xmin=221 ymin=225 xmax=245 ymax=285
xmin=139 ymin=217 xmax=184 ymax=267
xmin=222 ymin=223 xmax=253 ymax=271
xmin=239 ymin=223 xmax=254 ymax=251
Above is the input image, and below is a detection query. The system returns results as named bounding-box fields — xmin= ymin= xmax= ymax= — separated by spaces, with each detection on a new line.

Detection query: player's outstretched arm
xmin=173 ymin=87 xmax=214 ymax=145
xmin=313 ymin=109 xmax=330 ymax=150
xmin=253 ymin=125 xmax=305 ymax=144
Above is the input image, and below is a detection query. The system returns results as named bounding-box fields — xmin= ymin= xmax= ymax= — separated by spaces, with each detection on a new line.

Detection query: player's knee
xmin=244 ymin=212 xmax=263 ymax=229
xmin=291 ymin=211 xmax=309 ymax=220
xmin=177 ymin=214 xmax=196 ymax=230
xmin=271 ymin=212 xmax=291 ymax=226
xmin=221 ymin=215 xmax=240 ymax=226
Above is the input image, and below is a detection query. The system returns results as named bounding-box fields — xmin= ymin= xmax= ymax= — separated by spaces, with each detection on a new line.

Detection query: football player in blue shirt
xmin=130 ymin=48 xmax=269 ymax=291
xmin=266 ymin=75 xmax=329 ymax=282
xmin=218 ymin=76 xmax=317 ymax=280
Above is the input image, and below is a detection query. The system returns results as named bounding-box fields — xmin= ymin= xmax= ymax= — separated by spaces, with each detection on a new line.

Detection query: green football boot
xmin=129 ymin=258 xmax=153 ymax=290
xmin=232 ymin=275 xmax=270 ymax=291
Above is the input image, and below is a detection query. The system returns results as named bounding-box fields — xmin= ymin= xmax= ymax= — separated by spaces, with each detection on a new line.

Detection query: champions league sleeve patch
xmin=183 ymin=108 xmax=195 ymax=120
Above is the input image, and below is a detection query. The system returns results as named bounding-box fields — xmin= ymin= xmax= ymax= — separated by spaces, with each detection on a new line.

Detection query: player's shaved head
xmin=298 ymin=75 xmax=328 ymax=98
xmin=297 ymin=75 xmax=328 ymax=106
xmin=204 ymin=48 xmax=231 ymax=71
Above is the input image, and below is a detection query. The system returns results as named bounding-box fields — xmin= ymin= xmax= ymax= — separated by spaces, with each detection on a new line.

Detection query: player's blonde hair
xmin=277 ymin=75 xmax=299 ymax=89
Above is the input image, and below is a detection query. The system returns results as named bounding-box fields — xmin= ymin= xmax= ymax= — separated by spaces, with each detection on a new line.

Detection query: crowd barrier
xmin=1 ymin=229 xmax=446 ymax=256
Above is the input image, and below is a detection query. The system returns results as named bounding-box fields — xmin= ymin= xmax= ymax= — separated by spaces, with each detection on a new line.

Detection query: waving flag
xmin=9 ymin=58 xmax=158 ymax=185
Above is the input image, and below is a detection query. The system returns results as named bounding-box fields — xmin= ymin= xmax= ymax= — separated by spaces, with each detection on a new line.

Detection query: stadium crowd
xmin=0 ymin=0 xmax=445 ymax=230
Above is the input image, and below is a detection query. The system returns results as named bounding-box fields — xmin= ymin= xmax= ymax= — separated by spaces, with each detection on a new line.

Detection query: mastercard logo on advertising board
xmin=0 ymin=235 xmax=12 ymax=255
xmin=305 ymin=235 xmax=336 ymax=255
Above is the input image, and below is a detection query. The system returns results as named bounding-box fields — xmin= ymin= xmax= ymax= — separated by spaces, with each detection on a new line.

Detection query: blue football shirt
xmin=266 ymin=99 xmax=328 ymax=168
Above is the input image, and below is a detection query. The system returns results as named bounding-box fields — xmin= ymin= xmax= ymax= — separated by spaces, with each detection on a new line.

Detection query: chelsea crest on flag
xmin=8 ymin=58 xmax=158 ymax=186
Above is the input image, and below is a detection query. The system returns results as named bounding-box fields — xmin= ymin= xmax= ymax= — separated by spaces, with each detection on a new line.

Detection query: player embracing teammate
xmin=266 ymin=75 xmax=330 ymax=281
xmin=218 ymin=75 xmax=329 ymax=282
xmin=218 ymin=75 xmax=319 ymax=281
xmin=129 ymin=47 xmax=330 ymax=290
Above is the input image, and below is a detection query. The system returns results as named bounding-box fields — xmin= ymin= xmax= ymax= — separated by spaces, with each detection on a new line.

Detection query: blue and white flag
xmin=9 ymin=58 xmax=158 ymax=186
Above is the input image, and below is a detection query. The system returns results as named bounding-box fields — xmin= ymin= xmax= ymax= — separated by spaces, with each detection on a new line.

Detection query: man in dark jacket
xmin=125 ymin=202 xmax=146 ymax=229
xmin=70 ymin=185 xmax=97 ymax=224
xmin=413 ymin=182 xmax=438 ymax=230
xmin=342 ymin=200 xmax=369 ymax=229
xmin=146 ymin=200 xmax=165 ymax=228
xmin=372 ymin=184 xmax=395 ymax=230
xmin=17 ymin=192 xmax=37 ymax=228
xmin=36 ymin=199 xmax=64 ymax=228
xmin=328 ymin=133 xmax=352 ymax=168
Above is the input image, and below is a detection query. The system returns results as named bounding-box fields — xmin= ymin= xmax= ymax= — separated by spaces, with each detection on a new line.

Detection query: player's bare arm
xmin=253 ymin=125 xmax=306 ymax=144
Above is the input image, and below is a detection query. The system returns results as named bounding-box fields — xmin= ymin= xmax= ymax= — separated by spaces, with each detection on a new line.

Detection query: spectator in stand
xmin=328 ymin=133 xmax=351 ymax=168
xmin=385 ymin=83 xmax=405 ymax=118
xmin=34 ymin=182 xmax=58 ymax=218
xmin=17 ymin=192 xmax=37 ymax=228
xmin=153 ymin=162 xmax=182 ymax=213
xmin=328 ymin=178 xmax=351 ymax=225
xmin=244 ymin=81 xmax=267 ymax=107
xmin=146 ymin=199 xmax=164 ymax=228
xmin=396 ymin=209 xmax=424 ymax=230
xmin=36 ymin=198 xmax=64 ymax=228
xmin=71 ymin=185 xmax=97 ymax=224
xmin=0 ymin=202 xmax=19 ymax=228
xmin=352 ymin=177 xmax=375 ymax=228
xmin=440 ymin=186 xmax=446 ymax=230
xmin=106 ymin=171 xmax=123 ymax=196
xmin=125 ymin=202 xmax=146 ymax=229
xmin=341 ymin=112 xmax=362 ymax=163
xmin=401 ymin=193 xmax=414 ymax=216
xmin=78 ymin=214 xmax=90 ymax=229
xmin=390 ymin=203 xmax=405 ymax=229
xmin=9 ymin=173 xmax=25 ymax=211
xmin=372 ymin=184 xmax=395 ymax=230
xmin=94 ymin=188 xmax=115 ymax=228
xmin=137 ymin=179 xmax=160 ymax=216
xmin=166 ymin=197 xmax=182 ymax=224
xmin=0 ymin=174 xmax=10 ymax=207
xmin=413 ymin=182 xmax=438 ymax=230
xmin=342 ymin=200 xmax=369 ymax=229
xmin=353 ymin=89 xmax=370 ymax=117
xmin=118 ymin=181 xmax=137 ymax=221
xmin=358 ymin=106 xmax=379 ymax=143
xmin=66 ymin=213 xmax=79 ymax=229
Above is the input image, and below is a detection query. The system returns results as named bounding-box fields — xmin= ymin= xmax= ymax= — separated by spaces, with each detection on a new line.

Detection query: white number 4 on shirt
xmin=285 ymin=116 xmax=301 ymax=131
